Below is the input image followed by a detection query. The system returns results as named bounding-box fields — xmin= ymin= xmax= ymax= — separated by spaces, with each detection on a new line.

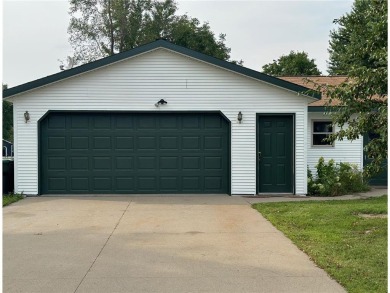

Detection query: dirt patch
xmin=358 ymin=213 xmax=387 ymax=219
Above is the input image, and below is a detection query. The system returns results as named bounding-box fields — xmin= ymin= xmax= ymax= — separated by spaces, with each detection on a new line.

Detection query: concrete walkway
xmin=244 ymin=187 xmax=387 ymax=204
xmin=3 ymin=196 xmax=348 ymax=293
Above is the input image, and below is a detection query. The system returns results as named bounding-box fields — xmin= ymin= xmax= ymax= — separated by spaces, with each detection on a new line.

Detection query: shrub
xmin=308 ymin=157 xmax=369 ymax=196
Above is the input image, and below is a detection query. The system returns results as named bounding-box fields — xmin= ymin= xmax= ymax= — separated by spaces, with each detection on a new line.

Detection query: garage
xmin=5 ymin=40 xmax=317 ymax=195
xmin=39 ymin=112 xmax=230 ymax=194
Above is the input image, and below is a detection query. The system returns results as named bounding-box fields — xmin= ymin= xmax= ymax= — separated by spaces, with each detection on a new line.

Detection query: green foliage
xmin=328 ymin=0 xmax=387 ymax=75
xmin=68 ymin=0 xmax=234 ymax=64
xmin=3 ymin=193 xmax=23 ymax=207
xmin=261 ymin=51 xmax=321 ymax=76
xmin=322 ymin=0 xmax=387 ymax=177
xmin=166 ymin=15 xmax=231 ymax=61
xmin=308 ymin=157 xmax=369 ymax=196
xmin=2 ymin=84 xmax=13 ymax=142
xmin=252 ymin=196 xmax=388 ymax=293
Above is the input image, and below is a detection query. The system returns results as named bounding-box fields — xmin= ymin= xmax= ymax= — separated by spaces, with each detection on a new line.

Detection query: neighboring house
xmin=280 ymin=76 xmax=387 ymax=186
xmin=2 ymin=139 xmax=14 ymax=158
xmin=3 ymin=40 xmax=340 ymax=196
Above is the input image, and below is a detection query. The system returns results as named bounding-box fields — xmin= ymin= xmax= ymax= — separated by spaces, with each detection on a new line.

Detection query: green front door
xmin=40 ymin=112 xmax=229 ymax=194
xmin=257 ymin=115 xmax=293 ymax=193
xmin=363 ymin=133 xmax=387 ymax=186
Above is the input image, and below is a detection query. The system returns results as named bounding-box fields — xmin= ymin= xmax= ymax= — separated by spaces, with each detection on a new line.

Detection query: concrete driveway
xmin=3 ymin=196 xmax=345 ymax=293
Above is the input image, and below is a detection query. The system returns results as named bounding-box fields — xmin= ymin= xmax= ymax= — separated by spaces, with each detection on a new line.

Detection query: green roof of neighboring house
xmin=3 ymin=39 xmax=321 ymax=99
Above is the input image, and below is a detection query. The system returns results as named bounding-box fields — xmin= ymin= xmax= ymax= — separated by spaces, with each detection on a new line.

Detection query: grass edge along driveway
xmin=252 ymin=196 xmax=387 ymax=293
xmin=3 ymin=194 xmax=24 ymax=207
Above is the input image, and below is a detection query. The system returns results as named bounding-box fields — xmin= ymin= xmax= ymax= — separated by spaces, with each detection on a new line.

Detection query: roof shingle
xmin=279 ymin=76 xmax=347 ymax=106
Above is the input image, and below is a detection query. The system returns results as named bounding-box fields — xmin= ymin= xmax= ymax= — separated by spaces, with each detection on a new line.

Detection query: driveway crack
xmin=74 ymin=201 xmax=132 ymax=293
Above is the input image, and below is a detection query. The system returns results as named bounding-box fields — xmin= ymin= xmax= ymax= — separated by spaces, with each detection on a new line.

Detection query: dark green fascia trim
xmin=3 ymin=39 xmax=321 ymax=99
xmin=308 ymin=106 xmax=340 ymax=112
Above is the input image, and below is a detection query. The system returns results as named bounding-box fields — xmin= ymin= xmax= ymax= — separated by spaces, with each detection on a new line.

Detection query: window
xmin=312 ymin=121 xmax=333 ymax=146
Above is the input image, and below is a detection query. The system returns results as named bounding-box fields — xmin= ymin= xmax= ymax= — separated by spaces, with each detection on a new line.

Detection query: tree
xmin=68 ymin=0 xmax=233 ymax=64
xmin=166 ymin=15 xmax=231 ymax=61
xmin=2 ymin=84 xmax=13 ymax=142
xmin=262 ymin=51 xmax=321 ymax=76
xmin=322 ymin=0 xmax=387 ymax=176
xmin=327 ymin=1 xmax=371 ymax=75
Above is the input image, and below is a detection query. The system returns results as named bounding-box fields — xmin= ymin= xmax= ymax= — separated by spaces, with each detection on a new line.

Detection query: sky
xmin=3 ymin=0 xmax=354 ymax=88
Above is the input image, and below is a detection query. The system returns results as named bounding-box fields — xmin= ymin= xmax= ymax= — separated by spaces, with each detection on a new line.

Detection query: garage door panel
xmin=138 ymin=116 xmax=156 ymax=129
xmin=160 ymin=157 xmax=178 ymax=169
xmin=40 ymin=112 xmax=229 ymax=194
xmin=137 ymin=137 xmax=157 ymax=150
xmin=71 ymin=177 xmax=89 ymax=191
xmin=93 ymin=157 xmax=111 ymax=170
xmin=182 ymin=156 xmax=201 ymax=170
xmin=205 ymin=157 xmax=222 ymax=169
xmin=116 ymin=177 xmax=135 ymax=191
xmin=160 ymin=177 xmax=179 ymax=191
xmin=48 ymin=157 xmax=66 ymax=170
xmin=115 ymin=157 xmax=134 ymax=169
xmin=93 ymin=137 xmax=112 ymax=149
xmin=182 ymin=137 xmax=200 ymax=150
xmin=138 ymin=177 xmax=157 ymax=190
xmin=204 ymin=176 xmax=223 ymax=190
xmin=70 ymin=115 xmax=89 ymax=129
xmin=48 ymin=177 xmax=67 ymax=191
xmin=204 ymin=115 xmax=223 ymax=129
xmin=138 ymin=156 xmax=157 ymax=169
xmin=48 ymin=115 xmax=66 ymax=129
xmin=204 ymin=136 xmax=223 ymax=150
xmin=159 ymin=137 xmax=178 ymax=150
xmin=71 ymin=136 xmax=89 ymax=150
xmin=116 ymin=137 xmax=134 ymax=149
xmin=182 ymin=116 xmax=201 ymax=129
xmin=93 ymin=115 xmax=111 ymax=129
xmin=160 ymin=116 xmax=178 ymax=129
xmin=115 ymin=116 xmax=134 ymax=129
xmin=70 ymin=157 xmax=89 ymax=170
xmin=182 ymin=177 xmax=201 ymax=191
xmin=93 ymin=177 xmax=112 ymax=191
xmin=48 ymin=136 xmax=66 ymax=150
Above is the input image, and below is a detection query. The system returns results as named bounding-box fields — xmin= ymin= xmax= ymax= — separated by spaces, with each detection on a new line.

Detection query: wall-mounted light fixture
xmin=155 ymin=99 xmax=168 ymax=107
xmin=237 ymin=111 xmax=243 ymax=123
xmin=24 ymin=111 xmax=30 ymax=123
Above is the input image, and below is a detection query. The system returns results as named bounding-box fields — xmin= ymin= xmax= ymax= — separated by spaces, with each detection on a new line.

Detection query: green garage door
xmin=40 ymin=112 xmax=229 ymax=194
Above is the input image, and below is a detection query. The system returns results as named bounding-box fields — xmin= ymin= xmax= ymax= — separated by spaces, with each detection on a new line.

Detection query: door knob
xmin=258 ymin=152 xmax=262 ymax=161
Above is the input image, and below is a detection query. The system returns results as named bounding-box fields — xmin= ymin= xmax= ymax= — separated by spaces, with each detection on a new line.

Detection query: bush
xmin=308 ymin=157 xmax=369 ymax=196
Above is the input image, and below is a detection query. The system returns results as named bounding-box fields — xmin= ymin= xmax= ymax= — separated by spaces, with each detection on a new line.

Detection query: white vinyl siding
xmin=11 ymin=48 xmax=310 ymax=195
xmin=307 ymin=112 xmax=363 ymax=173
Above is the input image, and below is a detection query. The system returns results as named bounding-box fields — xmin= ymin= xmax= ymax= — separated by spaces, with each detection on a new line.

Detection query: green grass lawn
xmin=3 ymin=194 xmax=24 ymax=207
xmin=253 ymin=196 xmax=387 ymax=293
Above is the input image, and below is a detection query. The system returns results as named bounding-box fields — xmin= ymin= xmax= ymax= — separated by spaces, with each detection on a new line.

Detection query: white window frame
xmin=311 ymin=120 xmax=334 ymax=147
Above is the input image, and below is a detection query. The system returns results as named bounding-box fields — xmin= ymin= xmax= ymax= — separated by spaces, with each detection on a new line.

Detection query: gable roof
xmin=3 ymin=40 xmax=320 ymax=99
xmin=279 ymin=76 xmax=347 ymax=106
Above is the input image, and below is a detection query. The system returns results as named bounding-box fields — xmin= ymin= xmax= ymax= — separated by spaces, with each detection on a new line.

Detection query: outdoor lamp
xmin=24 ymin=111 xmax=30 ymax=123
xmin=237 ymin=111 xmax=243 ymax=123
